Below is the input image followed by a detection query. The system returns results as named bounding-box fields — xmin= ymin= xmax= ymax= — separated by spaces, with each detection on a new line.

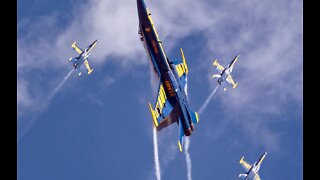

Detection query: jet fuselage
xmin=137 ymin=0 xmax=194 ymax=136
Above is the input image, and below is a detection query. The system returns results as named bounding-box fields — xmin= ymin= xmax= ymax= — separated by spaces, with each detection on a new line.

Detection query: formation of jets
xmin=65 ymin=0 xmax=267 ymax=179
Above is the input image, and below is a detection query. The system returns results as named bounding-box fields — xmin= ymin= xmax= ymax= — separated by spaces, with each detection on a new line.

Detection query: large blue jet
xmin=68 ymin=40 xmax=98 ymax=76
xmin=137 ymin=0 xmax=199 ymax=152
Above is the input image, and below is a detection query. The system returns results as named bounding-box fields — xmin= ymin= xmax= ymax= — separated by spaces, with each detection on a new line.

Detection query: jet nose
xmin=137 ymin=0 xmax=147 ymax=14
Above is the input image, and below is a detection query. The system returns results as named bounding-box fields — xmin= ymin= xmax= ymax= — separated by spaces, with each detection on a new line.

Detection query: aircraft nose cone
xmin=137 ymin=0 xmax=146 ymax=14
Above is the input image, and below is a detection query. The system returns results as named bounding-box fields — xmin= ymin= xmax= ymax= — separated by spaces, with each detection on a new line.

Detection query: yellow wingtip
xmin=239 ymin=156 xmax=244 ymax=163
xmin=71 ymin=41 xmax=76 ymax=47
xmin=213 ymin=59 xmax=218 ymax=66
xmin=88 ymin=69 xmax=94 ymax=75
xmin=148 ymin=102 xmax=158 ymax=127
xmin=178 ymin=141 xmax=183 ymax=152
xmin=233 ymin=83 xmax=238 ymax=88
xmin=195 ymin=112 xmax=199 ymax=123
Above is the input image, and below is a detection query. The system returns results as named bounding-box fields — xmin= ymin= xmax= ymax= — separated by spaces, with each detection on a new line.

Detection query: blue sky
xmin=17 ymin=0 xmax=303 ymax=179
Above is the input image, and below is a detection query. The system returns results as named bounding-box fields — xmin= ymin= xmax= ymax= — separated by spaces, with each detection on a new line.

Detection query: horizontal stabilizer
xmin=239 ymin=173 xmax=248 ymax=180
xmin=190 ymin=110 xmax=199 ymax=124
xmin=178 ymin=118 xmax=184 ymax=152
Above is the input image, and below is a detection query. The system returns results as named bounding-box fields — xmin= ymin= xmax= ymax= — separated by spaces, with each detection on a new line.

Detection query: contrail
xmin=47 ymin=68 xmax=74 ymax=103
xmin=198 ymin=84 xmax=219 ymax=115
xmin=182 ymin=85 xmax=219 ymax=180
xmin=18 ymin=68 xmax=75 ymax=142
xmin=184 ymin=136 xmax=192 ymax=180
xmin=153 ymin=126 xmax=161 ymax=180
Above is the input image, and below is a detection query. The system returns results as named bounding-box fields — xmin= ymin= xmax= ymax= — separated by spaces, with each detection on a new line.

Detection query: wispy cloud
xmin=18 ymin=0 xmax=302 ymax=153
xmin=17 ymin=0 xmax=148 ymax=137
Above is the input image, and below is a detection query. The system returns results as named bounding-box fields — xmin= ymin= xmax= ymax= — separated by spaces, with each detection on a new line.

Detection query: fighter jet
xmin=212 ymin=55 xmax=239 ymax=91
xmin=239 ymin=152 xmax=267 ymax=180
xmin=137 ymin=0 xmax=199 ymax=152
xmin=68 ymin=39 xmax=98 ymax=76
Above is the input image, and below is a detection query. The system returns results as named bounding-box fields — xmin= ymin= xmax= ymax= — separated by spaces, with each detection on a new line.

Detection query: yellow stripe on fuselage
xmin=147 ymin=8 xmax=168 ymax=62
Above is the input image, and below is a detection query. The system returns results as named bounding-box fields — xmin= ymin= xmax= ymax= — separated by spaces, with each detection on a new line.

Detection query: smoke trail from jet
xmin=18 ymin=68 xmax=75 ymax=142
xmin=153 ymin=126 xmax=161 ymax=180
xmin=198 ymin=84 xmax=219 ymax=115
xmin=47 ymin=68 xmax=74 ymax=103
xmin=184 ymin=136 xmax=192 ymax=180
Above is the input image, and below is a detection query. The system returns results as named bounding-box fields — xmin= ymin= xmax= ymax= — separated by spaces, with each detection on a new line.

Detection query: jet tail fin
xmin=173 ymin=48 xmax=189 ymax=78
xmin=180 ymin=48 xmax=189 ymax=74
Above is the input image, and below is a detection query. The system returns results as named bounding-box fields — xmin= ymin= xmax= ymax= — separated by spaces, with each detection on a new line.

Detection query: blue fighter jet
xmin=68 ymin=39 xmax=98 ymax=76
xmin=137 ymin=0 xmax=199 ymax=152
xmin=212 ymin=55 xmax=239 ymax=91
xmin=239 ymin=152 xmax=267 ymax=180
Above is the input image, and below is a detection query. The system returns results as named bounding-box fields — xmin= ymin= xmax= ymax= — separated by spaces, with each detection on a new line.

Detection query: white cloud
xmin=17 ymin=0 xmax=302 ymax=150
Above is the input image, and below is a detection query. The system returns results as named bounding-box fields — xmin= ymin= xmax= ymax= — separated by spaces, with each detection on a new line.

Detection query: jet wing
xmin=213 ymin=59 xmax=225 ymax=72
xmin=83 ymin=59 xmax=94 ymax=75
xmin=239 ymin=156 xmax=252 ymax=171
xmin=148 ymin=83 xmax=174 ymax=129
xmin=254 ymin=173 xmax=261 ymax=180
xmin=226 ymin=75 xmax=235 ymax=86
xmin=71 ymin=41 xmax=83 ymax=54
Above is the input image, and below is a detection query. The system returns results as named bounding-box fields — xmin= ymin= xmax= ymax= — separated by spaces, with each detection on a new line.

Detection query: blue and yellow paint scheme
xmin=68 ymin=39 xmax=98 ymax=76
xmin=239 ymin=152 xmax=267 ymax=180
xmin=212 ymin=55 xmax=239 ymax=91
xmin=137 ymin=0 xmax=199 ymax=152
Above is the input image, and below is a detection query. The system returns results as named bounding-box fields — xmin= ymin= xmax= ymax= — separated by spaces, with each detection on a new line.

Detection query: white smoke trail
xmin=153 ymin=126 xmax=161 ymax=180
xmin=198 ymin=84 xmax=219 ymax=115
xmin=184 ymin=136 xmax=192 ymax=180
xmin=18 ymin=68 xmax=75 ymax=142
xmin=47 ymin=68 xmax=74 ymax=102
